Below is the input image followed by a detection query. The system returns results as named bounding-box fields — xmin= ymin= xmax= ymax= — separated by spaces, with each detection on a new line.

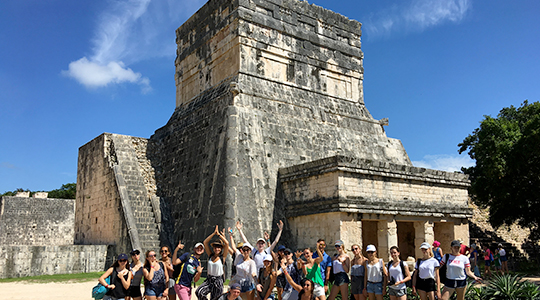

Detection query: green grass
xmin=0 ymin=272 xmax=102 ymax=283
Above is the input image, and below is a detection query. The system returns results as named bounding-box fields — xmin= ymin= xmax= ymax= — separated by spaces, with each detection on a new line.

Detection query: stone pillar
xmin=454 ymin=219 xmax=470 ymax=246
xmin=377 ymin=218 xmax=397 ymax=261
xmin=414 ymin=221 xmax=434 ymax=259
xmin=340 ymin=214 xmax=362 ymax=252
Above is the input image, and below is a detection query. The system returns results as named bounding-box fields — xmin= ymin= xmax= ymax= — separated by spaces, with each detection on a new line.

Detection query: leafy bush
xmin=483 ymin=273 xmax=540 ymax=300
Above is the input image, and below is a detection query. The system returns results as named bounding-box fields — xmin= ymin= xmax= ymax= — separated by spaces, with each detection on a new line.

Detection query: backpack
xmin=439 ymin=254 xmax=450 ymax=283
xmin=387 ymin=260 xmax=412 ymax=288
xmin=489 ymin=252 xmax=494 ymax=262
xmin=92 ymin=275 xmax=111 ymax=299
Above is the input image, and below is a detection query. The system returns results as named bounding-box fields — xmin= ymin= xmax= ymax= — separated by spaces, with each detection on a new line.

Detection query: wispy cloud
xmin=63 ymin=0 xmax=205 ymax=92
xmin=1 ymin=162 xmax=16 ymax=169
xmin=412 ymin=154 xmax=474 ymax=172
xmin=363 ymin=0 xmax=471 ymax=38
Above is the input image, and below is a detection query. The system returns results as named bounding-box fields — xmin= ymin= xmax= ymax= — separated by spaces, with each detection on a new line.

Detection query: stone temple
xmin=76 ymin=0 xmax=471 ymax=261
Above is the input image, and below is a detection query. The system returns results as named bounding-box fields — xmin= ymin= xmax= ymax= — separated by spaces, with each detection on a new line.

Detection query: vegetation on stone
xmin=1 ymin=183 xmax=76 ymax=199
xmin=459 ymin=100 xmax=540 ymax=240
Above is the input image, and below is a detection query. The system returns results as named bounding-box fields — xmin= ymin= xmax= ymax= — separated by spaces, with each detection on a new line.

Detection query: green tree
xmin=458 ymin=100 xmax=540 ymax=238
xmin=47 ymin=183 xmax=76 ymax=199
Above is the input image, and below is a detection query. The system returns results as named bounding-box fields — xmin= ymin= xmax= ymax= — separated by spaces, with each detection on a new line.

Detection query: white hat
xmin=194 ymin=242 xmax=205 ymax=249
xmin=256 ymin=238 xmax=266 ymax=244
xmin=420 ymin=242 xmax=431 ymax=250
xmin=263 ymin=254 xmax=273 ymax=261
xmin=366 ymin=245 xmax=376 ymax=252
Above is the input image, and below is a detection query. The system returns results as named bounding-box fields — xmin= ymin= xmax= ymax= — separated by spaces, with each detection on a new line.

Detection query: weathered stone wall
xmin=0 ymin=196 xmax=75 ymax=246
xmin=150 ymin=0 xmax=412 ymax=247
xmin=280 ymin=156 xmax=471 ymax=218
xmin=76 ymin=134 xmax=131 ymax=253
xmin=0 ymin=245 xmax=108 ymax=278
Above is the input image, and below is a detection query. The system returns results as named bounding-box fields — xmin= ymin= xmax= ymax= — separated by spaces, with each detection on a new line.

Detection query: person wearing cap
xmin=328 ymin=240 xmax=350 ymax=300
xmin=311 ymin=239 xmax=332 ymax=294
xmin=235 ymin=220 xmax=285 ymax=272
xmin=256 ymin=254 xmax=277 ymax=300
xmin=143 ymin=250 xmax=170 ymax=300
xmin=278 ymin=247 xmax=303 ymax=300
xmin=196 ymin=225 xmax=230 ymax=300
xmin=300 ymin=241 xmax=326 ymax=300
xmin=440 ymin=240 xmax=481 ymax=300
xmin=350 ymin=244 xmax=366 ymax=300
xmin=99 ymin=253 xmax=133 ymax=300
xmin=216 ymin=284 xmax=242 ymax=300
xmin=498 ymin=243 xmax=508 ymax=274
xmin=412 ymin=242 xmax=441 ymax=300
xmin=172 ymin=240 xmax=204 ymax=300
xmin=126 ymin=249 xmax=144 ymax=300
xmin=363 ymin=244 xmax=387 ymax=300
xmin=231 ymin=241 xmax=258 ymax=300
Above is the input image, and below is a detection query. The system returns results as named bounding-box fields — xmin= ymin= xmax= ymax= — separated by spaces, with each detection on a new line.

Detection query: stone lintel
xmin=279 ymin=155 xmax=470 ymax=187
xmin=285 ymin=197 xmax=473 ymax=219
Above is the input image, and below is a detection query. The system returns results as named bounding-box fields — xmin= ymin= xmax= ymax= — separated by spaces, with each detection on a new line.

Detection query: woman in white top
xmin=440 ymin=240 xmax=481 ymax=300
xmin=195 ymin=226 xmax=230 ymax=300
xmin=412 ymin=242 xmax=440 ymax=300
xmin=229 ymin=232 xmax=258 ymax=300
xmin=328 ymin=240 xmax=350 ymax=300
xmin=363 ymin=245 xmax=387 ymax=300
xmin=387 ymin=246 xmax=411 ymax=300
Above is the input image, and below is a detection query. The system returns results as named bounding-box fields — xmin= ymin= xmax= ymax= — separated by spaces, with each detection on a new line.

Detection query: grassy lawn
xmin=0 ymin=272 xmax=102 ymax=283
xmin=0 ymin=273 xmax=230 ymax=285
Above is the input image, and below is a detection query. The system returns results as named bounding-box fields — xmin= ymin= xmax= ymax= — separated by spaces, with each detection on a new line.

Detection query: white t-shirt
xmin=441 ymin=254 xmax=470 ymax=280
xmin=388 ymin=262 xmax=405 ymax=290
xmin=236 ymin=259 xmax=258 ymax=282
xmin=366 ymin=259 xmax=384 ymax=283
xmin=416 ymin=258 xmax=440 ymax=279
xmin=499 ymin=248 xmax=506 ymax=256
xmin=249 ymin=244 xmax=271 ymax=271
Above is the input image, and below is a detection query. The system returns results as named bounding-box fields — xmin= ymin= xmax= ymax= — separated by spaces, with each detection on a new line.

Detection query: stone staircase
xmin=109 ymin=134 xmax=161 ymax=253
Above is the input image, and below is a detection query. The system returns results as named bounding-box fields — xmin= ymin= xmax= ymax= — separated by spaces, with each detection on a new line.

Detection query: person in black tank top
xmin=99 ymin=253 xmax=133 ymax=300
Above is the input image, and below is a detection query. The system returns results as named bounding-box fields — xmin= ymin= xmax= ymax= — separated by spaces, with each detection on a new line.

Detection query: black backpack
xmin=387 ymin=260 xmax=412 ymax=288
xmin=439 ymin=254 xmax=450 ymax=283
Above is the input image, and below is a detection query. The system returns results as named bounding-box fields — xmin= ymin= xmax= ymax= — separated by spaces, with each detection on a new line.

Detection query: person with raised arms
xmin=172 ymin=241 xmax=204 ymax=300
xmin=196 ymin=225 xmax=230 ymax=300
xmin=300 ymin=241 xmax=326 ymax=300
xmin=236 ymin=220 xmax=284 ymax=272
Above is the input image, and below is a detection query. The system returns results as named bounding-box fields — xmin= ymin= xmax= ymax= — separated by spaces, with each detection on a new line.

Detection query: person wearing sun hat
xmin=439 ymin=240 xmax=481 ymax=300
xmin=196 ymin=225 xmax=231 ymax=300
xmin=172 ymin=240 xmax=204 ymax=300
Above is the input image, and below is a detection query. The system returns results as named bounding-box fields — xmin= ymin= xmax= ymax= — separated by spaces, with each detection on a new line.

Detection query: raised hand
xmin=277 ymin=220 xmax=284 ymax=231
xmin=196 ymin=265 xmax=203 ymax=273
xmin=264 ymin=231 xmax=270 ymax=241
xmin=214 ymin=225 xmax=219 ymax=235
xmin=295 ymin=250 xmax=303 ymax=259
xmin=177 ymin=240 xmax=185 ymax=250
xmin=236 ymin=221 xmax=243 ymax=231
xmin=228 ymin=227 xmax=233 ymax=235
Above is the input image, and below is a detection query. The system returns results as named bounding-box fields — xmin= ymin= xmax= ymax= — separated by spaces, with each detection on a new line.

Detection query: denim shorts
xmin=240 ymin=281 xmax=255 ymax=293
xmin=333 ymin=272 xmax=349 ymax=286
xmin=366 ymin=281 xmax=383 ymax=295
xmin=145 ymin=285 xmax=166 ymax=297
xmin=388 ymin=287 xmax=406 ymax=297
xmin=444 ymin=278 xmax=467 ymax=289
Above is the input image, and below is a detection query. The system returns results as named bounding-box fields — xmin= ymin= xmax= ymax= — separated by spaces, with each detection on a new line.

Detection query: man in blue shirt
xmin=312 ymin=238 xmax=332 ymax=293
xmin=172 ymin=240 xmax=204 ymax=300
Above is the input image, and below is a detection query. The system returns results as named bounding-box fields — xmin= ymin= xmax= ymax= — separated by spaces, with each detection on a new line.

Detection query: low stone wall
xmin=0 ymin=245 xmax=108 ymax=278
xmin=0 ymin=196 xmax=75 ymax=246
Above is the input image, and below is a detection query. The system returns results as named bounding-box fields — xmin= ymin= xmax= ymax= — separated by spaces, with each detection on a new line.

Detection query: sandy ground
xmin=2 ymin=276 xmax=539 ymax=300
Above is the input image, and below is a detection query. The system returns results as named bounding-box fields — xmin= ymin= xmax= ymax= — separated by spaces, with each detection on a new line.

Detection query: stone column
xmin=340 ymin=214 xmax=362 ymax=251
xmin=414 ymin=220 xmax=434 ymax=259
xmin=377 ymin=218 xmax=397 ymax=261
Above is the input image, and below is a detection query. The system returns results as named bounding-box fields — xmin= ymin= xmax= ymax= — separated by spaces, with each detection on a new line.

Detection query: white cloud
xmin=64 ymin=0 xmax=205 ymax=92
xmin=363 ymin=0 xmax=470 ymax=37
xmin=63 ymin=57 xmax=151 ymax=93
xmin=412 ymin=154 xmax=474 ymax=172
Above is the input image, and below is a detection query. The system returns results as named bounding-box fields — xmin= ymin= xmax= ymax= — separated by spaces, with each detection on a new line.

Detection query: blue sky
xmin=1 ymin=0 xmax=539 ymax=193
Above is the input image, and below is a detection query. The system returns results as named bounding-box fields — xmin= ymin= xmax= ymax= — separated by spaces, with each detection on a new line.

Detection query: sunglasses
xmin=160 ymin=250 xmax=169 ymax=253
xmin=367 ymin=251 xmax=374 ymax=254
xmin=352 ymin=247 xmax=359 ymax=251
xmin=335 ymin=245 xmax=341 ymax=248
xmin=149 ymin=254 xmax=156 ymax=257
xmin=284 ymin=252 xmax=291 ymax=255
xmin=242 ymin=248 xmax=251 ymax=252
xmin=119 ymin=259 xmax=128 ymax=262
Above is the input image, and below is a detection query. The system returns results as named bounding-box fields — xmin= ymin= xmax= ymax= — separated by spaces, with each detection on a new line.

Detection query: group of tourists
xmin=98 ymin=221 xmax=485 ymax=300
